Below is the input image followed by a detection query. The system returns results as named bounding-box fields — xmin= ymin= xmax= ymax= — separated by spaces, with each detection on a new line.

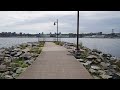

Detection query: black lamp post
xmin=54 ymin=19 xmax=58 ymax=42
xmin=74 ymin=11 xmax=80 ymax=59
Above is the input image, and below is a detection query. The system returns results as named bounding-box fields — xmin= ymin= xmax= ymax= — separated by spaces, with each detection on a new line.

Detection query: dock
xmin=17 ymin=42 xmax=92 ymax=79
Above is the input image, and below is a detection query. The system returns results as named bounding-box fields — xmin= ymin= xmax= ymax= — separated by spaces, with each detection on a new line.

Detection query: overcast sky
xmin=0 ymin=11 xmax=120 ymax=34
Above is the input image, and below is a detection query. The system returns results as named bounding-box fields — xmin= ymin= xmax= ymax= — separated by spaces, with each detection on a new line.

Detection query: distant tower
xmin=112 ymin=29 xmax=114 ymax=34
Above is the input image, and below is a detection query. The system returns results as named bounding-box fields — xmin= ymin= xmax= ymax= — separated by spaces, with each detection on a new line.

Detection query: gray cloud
xmin=0 ymin=11 xmax=120 ymax=34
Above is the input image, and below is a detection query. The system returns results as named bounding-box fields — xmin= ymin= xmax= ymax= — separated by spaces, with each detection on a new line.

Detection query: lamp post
xmin=77 ymin=11 xmax=79 ymax=50
xmin=74 ymin=11 xmax=80 ymax=59
xmin=54 ymin=19 xmax=58 ymax=42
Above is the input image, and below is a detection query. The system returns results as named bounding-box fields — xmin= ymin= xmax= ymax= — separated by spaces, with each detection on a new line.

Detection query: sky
xmin=0 ymin=11 xmax=120 ymax=34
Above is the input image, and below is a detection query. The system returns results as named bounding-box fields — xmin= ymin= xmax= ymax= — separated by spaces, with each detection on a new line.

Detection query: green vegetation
xmin=54 ymin=41 xmax=64 ymax=46
xmin=30 ymin=47 xmax=42 ymax=54
xmin=12 ymin=58 xmax=28 ymax=68
xmin=38 ymin=41 xmax=45 ymax=47
xmin=20 ymin=44 xmax=28 ymax=49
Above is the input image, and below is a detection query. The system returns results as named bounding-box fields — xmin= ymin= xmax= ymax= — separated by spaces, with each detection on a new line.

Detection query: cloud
xmin=0 ymin=11 xmax=120 ymax=34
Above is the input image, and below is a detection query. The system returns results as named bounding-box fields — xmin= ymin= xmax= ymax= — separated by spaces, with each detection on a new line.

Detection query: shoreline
xmin=0 ymin=41 xmax=45 ymax=79
xmin=54 ymin=41 xmax=120 ymax=79
xmin=0 ymin=37 xmax=120 ymax=39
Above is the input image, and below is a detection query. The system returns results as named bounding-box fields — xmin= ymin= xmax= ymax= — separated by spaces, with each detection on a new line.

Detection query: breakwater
xmin=0 ymin=41 xmax=45 ymax=79
xmin=54 ymin=41 xmax=120 ymax=79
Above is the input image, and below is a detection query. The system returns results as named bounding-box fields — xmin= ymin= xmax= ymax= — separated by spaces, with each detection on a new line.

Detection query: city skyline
xmin=0 ymin=11 xmax=120 ymax=34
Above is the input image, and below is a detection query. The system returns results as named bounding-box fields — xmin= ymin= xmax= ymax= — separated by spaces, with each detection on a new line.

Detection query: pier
xmin=17 ymin=42 xmax=92 ymax=79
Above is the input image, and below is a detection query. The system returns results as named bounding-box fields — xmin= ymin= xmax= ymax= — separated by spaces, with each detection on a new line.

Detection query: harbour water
xmin=0 ymin=37 xmax=120 ymax=58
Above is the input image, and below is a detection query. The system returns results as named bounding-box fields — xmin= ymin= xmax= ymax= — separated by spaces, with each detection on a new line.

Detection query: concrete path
xmin=17 ymin=42 xmax=92 ymax=79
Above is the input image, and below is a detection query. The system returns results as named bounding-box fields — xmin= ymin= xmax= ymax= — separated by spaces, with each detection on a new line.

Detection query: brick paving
xmin=17 ymin=42 xmax=92 ymax=79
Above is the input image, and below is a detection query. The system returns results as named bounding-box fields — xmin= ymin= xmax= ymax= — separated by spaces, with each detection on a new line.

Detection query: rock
xmin=111 ymin=56 xmax=117 ymax=60
xmin=14 ymin=48 xmax=21 ymax=52
xmin=93 ymin=75 xmax=101 ymax=79
xmin=14 ymin=52 xmax=22 ymax=57
xmin=100 ymin=74 xmax=112 ymax=79
xmin=114 ymin=60 xmax=120 ymax=68
xmin=109 ymin=68 xmax=117 ymax=73
xmin=109 ymin=59 xmax=117 ymax=65
xmin=100 ymin=62 xmax=109 ymax=69
xmin=4 ymin=75 xmax=13 ymax=79
xmin=20 ymin=53 xmax=32 ymax=60
xmin=91 ymin=65 xmax=101 ymax=70
xmin=10 ymin=52 xmax=17 ymax=56
xmin=89 ymin=68 xmax=96 ymax=74
xmin=112 ymin=73 xmax=120 ymax=79
xmin=102 ymin=54 xmax=108 ymax=58
xmin=92 ymin=49 xmax=102 ymax=54
xmin=0 ymin=65 xmax=6 ymax=72
xmin=4 ymin=58 xmax=12 ymax=63
xmin=4 ymin=51 xmax=10 ymax=54
xmin=5 ymin=54 xmax=11 ymax=57
xmin=111 ymin=65 xmax=120 ymax=71
xmin=77 ymin=59 xmax=84 ymax=62
xmin=16 ymin=67 xmax=26 ymax=74
xmin=82 ymin=61 xmax=92 ymax=66
xmin=6 ymin=67 xmax=12 ymax=71
xmin=9 ymin=71 xmax=14 ymax=75
xmin=105 ymin=71 xmax=113 ymax=76
xmin=24 ymin=60 xmax=33 ymax=65
xmin=96 ymin=59 xmax=101 ymax=62
xmin=87 ymin=55 xmax=97 ymax=60
xmin=12 ymin=73 xmax=19 ymax=78
xmin=97 ymin=70 xmax=106 ymax=75
xmin=4 ymin=71 xmax=10 ymax=75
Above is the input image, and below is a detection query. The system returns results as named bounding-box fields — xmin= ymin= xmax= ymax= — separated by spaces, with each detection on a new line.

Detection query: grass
xmin=29 ymin=47 xmax=42 ymax=54
xmin=11 ymin=58 xmax=28 ymax=68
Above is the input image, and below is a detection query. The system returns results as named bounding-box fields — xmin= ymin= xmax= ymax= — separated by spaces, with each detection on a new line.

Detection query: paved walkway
xmin=17 ymin=42 xmax=92 ymax=79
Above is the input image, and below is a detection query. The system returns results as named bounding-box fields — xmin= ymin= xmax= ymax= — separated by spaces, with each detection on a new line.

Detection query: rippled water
xmin=60 ymin=38 xmax=120 ymax=58
xmin=0 ymin=37 xmax=120 ymax=58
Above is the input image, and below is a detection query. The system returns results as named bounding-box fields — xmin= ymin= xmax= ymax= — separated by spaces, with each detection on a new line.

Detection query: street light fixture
xmin=54 ymin=19 xmax=58 ymax=42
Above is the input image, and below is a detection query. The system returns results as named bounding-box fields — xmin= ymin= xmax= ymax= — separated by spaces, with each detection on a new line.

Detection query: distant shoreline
xmin=0 ymin=37 xmax=120 ymax=39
